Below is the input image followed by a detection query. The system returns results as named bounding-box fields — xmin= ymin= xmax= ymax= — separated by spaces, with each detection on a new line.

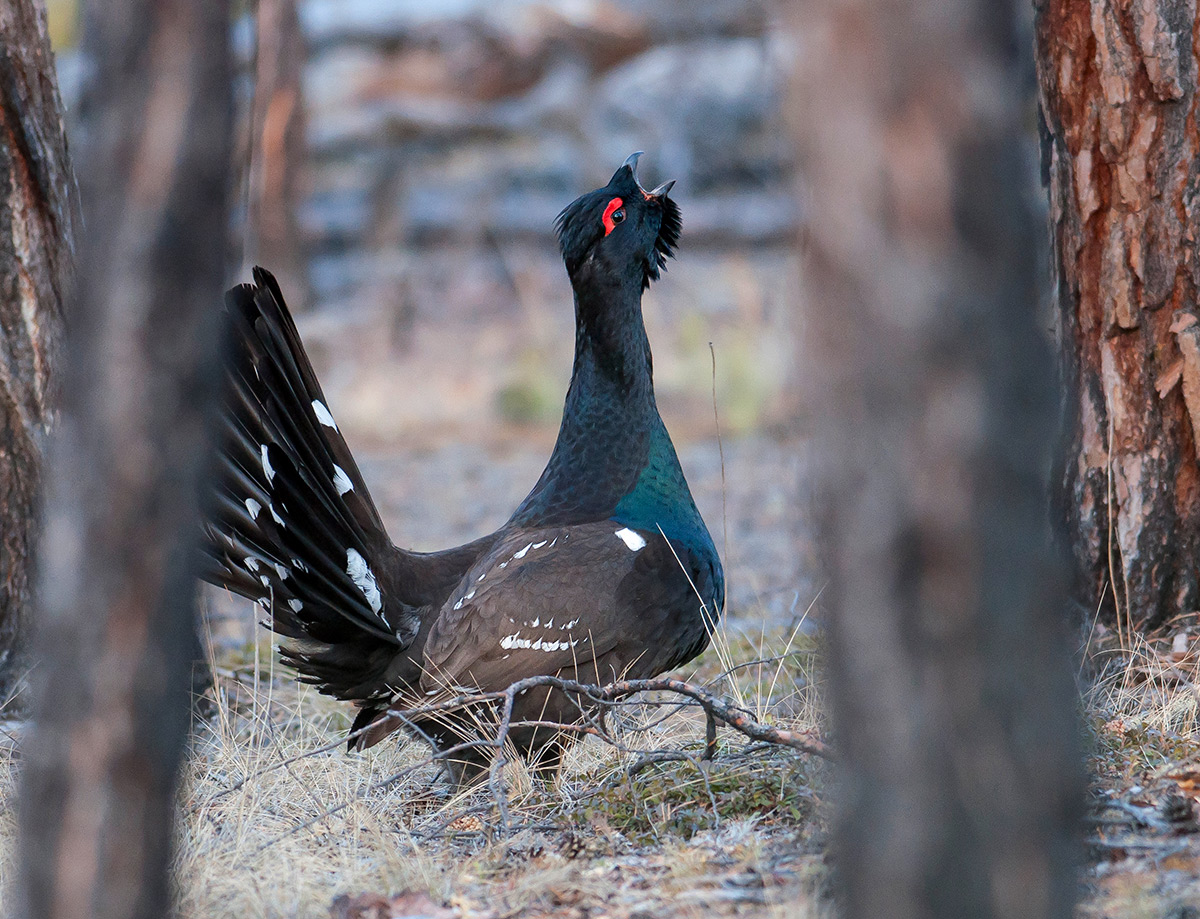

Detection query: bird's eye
xmin=602 ymin=197 xmax=625 ymax=236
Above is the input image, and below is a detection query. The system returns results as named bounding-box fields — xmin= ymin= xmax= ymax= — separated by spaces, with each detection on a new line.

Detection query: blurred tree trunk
xmin=0 ymin=0 xmax=76 ymax=698
xmin=17 ymin=0 xmax=231 ymax=917
xmin=241 ymin=0 xmax=308 ymax=306
xmin=791 ymin=2 xmax=1082 ymax=918
xmin=1038 ymin=0 xmax=1200 ymax=631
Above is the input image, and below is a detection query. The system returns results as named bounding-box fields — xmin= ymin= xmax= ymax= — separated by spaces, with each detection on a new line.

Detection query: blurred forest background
xmin=45 ymin=0 xmax=808 ymax=626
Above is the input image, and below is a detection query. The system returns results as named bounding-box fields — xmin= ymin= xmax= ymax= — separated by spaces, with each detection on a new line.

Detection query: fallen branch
xmin=381 ymin=673 xmax=834 ymax=762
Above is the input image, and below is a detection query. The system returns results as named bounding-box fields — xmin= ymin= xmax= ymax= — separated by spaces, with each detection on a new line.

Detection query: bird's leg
xmin=703 ymin=708 xmax=718 ymax=762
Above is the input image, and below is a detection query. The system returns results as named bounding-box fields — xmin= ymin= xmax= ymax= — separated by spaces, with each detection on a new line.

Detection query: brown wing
xmin=420 ymin=521 xmax=712 ymax=693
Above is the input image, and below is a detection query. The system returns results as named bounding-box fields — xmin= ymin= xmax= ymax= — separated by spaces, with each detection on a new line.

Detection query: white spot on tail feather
xmin=332 ymin=464 xmax=353 ymax=496
xmin=615 ymin=527 xmax=646 ymax=551
xmin=269 ymin=504 xmax=284 ymax=526
xmin=312 ymin=400 xmax=339 ymax=432
xmin=244 ymin=557 xmax=260 ymax=572
xmin=288 ymin=598 xmax=303 ymax=612
xmin=245 ymin=498 xmax=262 ymax=521
xmin=260 ymin=445 xmax=275 ymax=485
xmin=345 ymin=548 xmax=383 ymax=615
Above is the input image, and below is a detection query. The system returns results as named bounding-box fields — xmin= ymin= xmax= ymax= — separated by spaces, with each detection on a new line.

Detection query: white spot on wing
xmin=312 ymin=399 xmax=339 ymax=431
xmin=245 ymin=498 xmax=262 ymax=520
xmin=244 ymin=557 xmax=260 ymax=572
xmin=513 ymin=542 xmax=534 ymax=560
xmin=332 ymin=464 xmax=353 ymax=496
xmin=260 ymin=445 xmax=275 ymax=486
xmin=269 ymin=504 xmax=284 ymax=526
xmin=345 ymin=548 xmax=383 ymax=615
xmin=615 ymin=527 xmax=647 ymax=551
xmin=500 ymin=632 xmax=579 ymax=652
xmin=288 ymin=598 xmax=303 ymax=612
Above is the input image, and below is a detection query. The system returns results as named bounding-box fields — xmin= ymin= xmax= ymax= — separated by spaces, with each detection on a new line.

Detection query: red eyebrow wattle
xmin=602 ymin=197 xmax=624 ymax=236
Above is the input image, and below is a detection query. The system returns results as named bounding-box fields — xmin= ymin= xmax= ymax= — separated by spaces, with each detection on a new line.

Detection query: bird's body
xmin=201 ymin=155 xmax=723 ymax=783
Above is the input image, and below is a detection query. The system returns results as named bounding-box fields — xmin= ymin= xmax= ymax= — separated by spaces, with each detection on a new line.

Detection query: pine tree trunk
xmin=791 ymin=1 xmax=1082 ymax=917
xmin=1038 ymin=0 xmax=1200 ymax=629
xmin=0 ymin=0 xmax=75 ymax=696
xmin=16 ymin=1 xmax=231 ymax=917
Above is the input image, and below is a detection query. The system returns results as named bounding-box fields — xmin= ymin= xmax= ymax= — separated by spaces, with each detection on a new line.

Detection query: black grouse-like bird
xmin=201 ymin=153 xmax=724 ymax=783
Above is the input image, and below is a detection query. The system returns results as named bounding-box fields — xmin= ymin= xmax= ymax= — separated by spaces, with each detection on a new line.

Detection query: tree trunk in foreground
xmin=1039 ymin=0 xmax=1200 ymax=631
xmin=17 ymin=1 xmax=231 ymax=917
xmin=0 ymin=0 xmax=75 ymax=698
xmin=791 ymin=2 xmax=1082 ymax=917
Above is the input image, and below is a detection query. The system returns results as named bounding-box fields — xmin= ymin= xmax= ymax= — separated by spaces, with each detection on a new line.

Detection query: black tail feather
xmin=200 ymin=268 xmax=417 ymax=700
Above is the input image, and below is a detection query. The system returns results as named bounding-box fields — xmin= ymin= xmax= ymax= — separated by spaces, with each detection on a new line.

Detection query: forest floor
xmin=1077 ymin=620 xmax=1200 ymax=918
xmin=0 ymin=427 xmax=1195 ymax=917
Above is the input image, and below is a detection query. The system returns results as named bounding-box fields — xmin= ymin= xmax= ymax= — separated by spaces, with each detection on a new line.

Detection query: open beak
xmin=623 ymin=151 xmax=675 ymax=200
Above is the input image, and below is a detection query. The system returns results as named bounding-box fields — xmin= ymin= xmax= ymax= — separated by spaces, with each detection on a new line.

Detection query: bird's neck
xmin=567 ymin=271 xmax=656 ymax=424
xmin=509 ymin=271 xmax=658 ymax=525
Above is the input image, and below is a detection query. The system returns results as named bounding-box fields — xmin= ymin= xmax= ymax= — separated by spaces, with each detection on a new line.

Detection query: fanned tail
xmin=200 ymin=267 xmax=414 ymax=700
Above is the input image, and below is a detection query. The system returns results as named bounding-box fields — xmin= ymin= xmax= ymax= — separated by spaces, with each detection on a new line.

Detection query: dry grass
xmin=0 ymin=606 xmax=829 ymax=919
xmin=1079 ymin=615 xmax=1200 ymax=917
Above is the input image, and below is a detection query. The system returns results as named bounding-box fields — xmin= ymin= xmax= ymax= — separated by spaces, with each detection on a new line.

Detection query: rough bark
xmin=1039 ymin=0 xmax=1200 ymax=629
xmin=0 ymin=0 xmax=75 ymax=696
xmin=17 ymin=1 xmax=231 ymax=917
xmin=791 ymin=1 xmax=1082 ymax=918
xmin=241 ymin=0 xmax=308 ymax=305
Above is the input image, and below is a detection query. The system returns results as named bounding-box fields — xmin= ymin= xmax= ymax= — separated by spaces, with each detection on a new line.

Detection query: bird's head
xmin=555 ymin=152 xmax=681 ymax=292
